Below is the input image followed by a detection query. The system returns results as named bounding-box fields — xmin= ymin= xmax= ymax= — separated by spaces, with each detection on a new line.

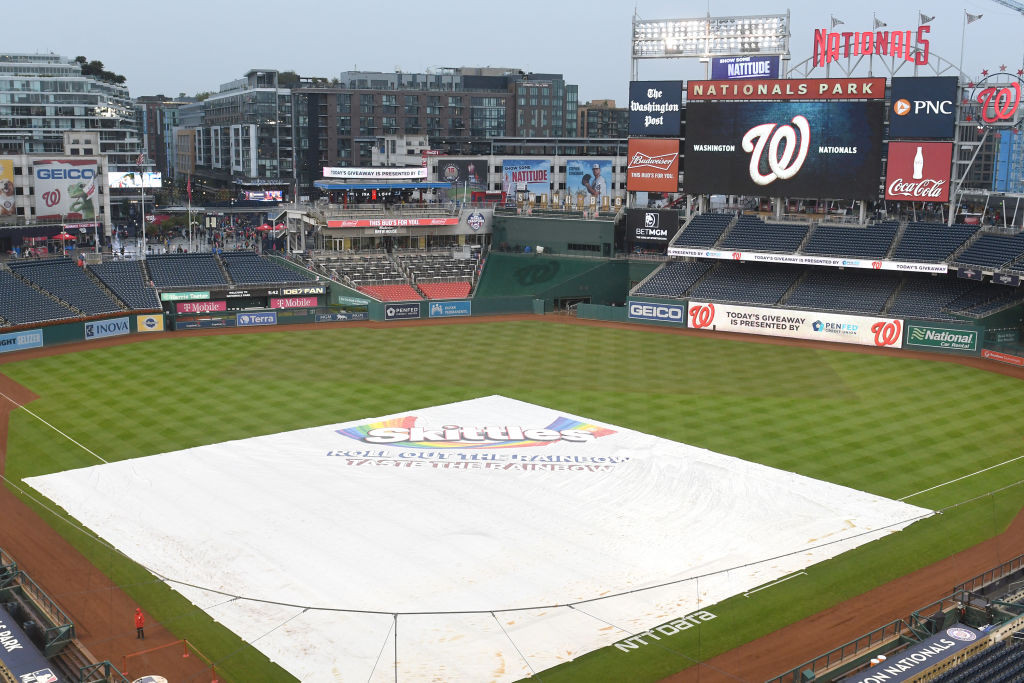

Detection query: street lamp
xmin=138 ymin=152 xmax=147 ymax=259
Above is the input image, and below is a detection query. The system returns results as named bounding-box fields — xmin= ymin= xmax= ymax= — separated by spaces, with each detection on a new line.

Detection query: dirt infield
xmin=0 ymin=314 xmax=1021 ymax=682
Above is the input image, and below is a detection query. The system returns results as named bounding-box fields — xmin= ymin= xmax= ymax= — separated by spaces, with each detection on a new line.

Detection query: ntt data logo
xmin=337 ymin=415 xmax=615 ymax=449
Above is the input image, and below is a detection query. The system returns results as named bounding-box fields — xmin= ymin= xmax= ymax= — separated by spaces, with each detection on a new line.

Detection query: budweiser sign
xmin=626 ymin=138 xmax=679 ymax=192
xmin=884 ymin=142 xmax=952 ymax=202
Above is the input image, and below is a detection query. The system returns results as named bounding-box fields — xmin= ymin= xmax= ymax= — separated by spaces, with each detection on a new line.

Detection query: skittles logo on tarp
xmin=338 ymin=415 xmax=615 ymax=449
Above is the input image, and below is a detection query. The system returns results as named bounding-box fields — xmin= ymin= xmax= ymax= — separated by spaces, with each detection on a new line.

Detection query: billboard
xmin=270 ymin=297 xmax=318 ymax=309
xmin=626 ymin=139 xmax=680 ymax=192
xmin=176 ymin=300 xmax=227 ymax=314
xmin=687 ymin=77 xmax=886 ymax=100
xmin=32 ymin=159 xmax=98 ymax=220
xmin=384 ymin=303 xmax=421 ymax=320
xmin=428 ymin=300 xmax=472 ymax=318
xmin=710 ymin=56 xmax=781 ymax=80
xmin=627 ymin=301 xmax=687 ymax=324
xmin=236 ymin=311 xmax=278 ymax=326
xmin=0 ymin=329 xmax=43 ymax=354
xmin=0 ymin=158 xmax=14 ymax=216
xmin=687 ymin=302 xmax=903 ymax=348
xmin=436 ymin=159 xmax=487 ymax=186
xmin=108 ymin=171 xmax=163 ymax=188
xmin=905 ymin=324 xmax=978 ymax=352
xmin=323 ymin=166 xmax=427 ymax=179
xmin=885 ymin=142 xmax=952 ymax=202
xmin=628 ymin=81 xmax=683 ymax=136
xmin=665 ymin=247 xmax=947 ymax=272
xmin=136 ymin=314 xmax=165 ymax=333
xmin=502 ymin=159 xmax=551 ymax=196
xmin=684 ymin=101 xmax=884 ymax=199
xmin=85 ymin=317 xmax=130 ymax=340
xmin=566 ymin=159 xmax=613 ymax=204
xmin=626 ymin=208 xmax=678 ymax=252
xmin=243 ymin=190 xmax=282 ymax=201
xmin=889 ymin=77 xmax=958 ymax=139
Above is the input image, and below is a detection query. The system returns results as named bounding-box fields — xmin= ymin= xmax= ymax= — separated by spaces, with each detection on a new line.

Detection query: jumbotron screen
xmin=684 ymin=101 xmax=884 ymax=199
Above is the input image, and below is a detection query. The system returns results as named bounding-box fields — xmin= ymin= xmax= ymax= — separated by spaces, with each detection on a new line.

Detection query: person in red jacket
xmin=135 ymin=607 xmax=145 ymax=639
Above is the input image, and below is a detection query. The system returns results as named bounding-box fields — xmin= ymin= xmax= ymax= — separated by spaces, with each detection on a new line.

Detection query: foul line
xmin=0 ymin=388 xmax=108 ymax=465
xmin=743 ymin=571 xmax=806 ymax=597
xmin=898 ymin=454 xmax=1024 ymax=501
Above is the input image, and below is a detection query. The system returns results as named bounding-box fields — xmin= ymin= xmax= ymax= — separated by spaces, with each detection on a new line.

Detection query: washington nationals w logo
xmin=871 ymin=320 xmax=901 ymax=347
xmin=742 ymin=115 xmax=811 ymax=186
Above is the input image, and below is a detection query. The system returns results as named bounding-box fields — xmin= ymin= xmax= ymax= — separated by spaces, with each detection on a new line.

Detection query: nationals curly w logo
xmin=742 ymin=115 xmax=811 ymax=186
xmin=976 ymin=83 xmax=1021 ymax=124
xmin=871 ymin=320 xmax=902 ymax=347
xmin=689 ymin=303 xmax=715 ymax=329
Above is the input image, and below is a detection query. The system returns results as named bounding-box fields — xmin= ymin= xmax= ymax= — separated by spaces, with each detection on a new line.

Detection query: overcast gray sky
xmin=11 ymin=0 xmax=1022 ymax=102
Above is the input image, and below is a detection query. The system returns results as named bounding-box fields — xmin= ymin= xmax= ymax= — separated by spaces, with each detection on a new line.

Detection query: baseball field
xmin=1 ymin=316 xmax=1023 ymax=682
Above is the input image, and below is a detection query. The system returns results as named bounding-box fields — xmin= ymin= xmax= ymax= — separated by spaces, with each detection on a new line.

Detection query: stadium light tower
xmin=631 ymin=11 xmax=791 ymax=79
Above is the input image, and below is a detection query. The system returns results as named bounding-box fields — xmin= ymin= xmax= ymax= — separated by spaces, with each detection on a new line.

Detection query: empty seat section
xmin=955 ymin=232 xmax=1024 ymax=269
xmin=90 ymin=261 xmax=162 ymax=310
xmin=633 ymin=261 xmax=712 ymax=298
xmin=357 ymin=284 xmax=423 ymax=301
xmin=718 ymin=216 xmax=808 ymax=253
xmin=687 ymin=262 xmax=802 ymax=305
xmin=786 ymin=269 xmax=900 ymax=314
xmin=671 ymin=213 xmax=732 ymax=248
xmin=146 ymin=254 xmax=227 ymax=288
xmin=888 ymin=275 xmax=976 ymax=321
xmin=801 ymin=222 xmax=898 ymax=259
xmin=0 ymin=270 xmax=77 ymax=325
xmin=220 ymin=251 xmax=317 ymax=284
xmin=8 ymin=259 xmax=121 ymax=315
xmin=418 ymin=282 xmax=472 ymax=299
xmin=892 ymin=222 xmax=978 ymax=262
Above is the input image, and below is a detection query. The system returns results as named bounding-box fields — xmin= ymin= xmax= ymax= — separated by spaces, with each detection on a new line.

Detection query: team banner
xmin=0 ymin=329 xmax=43 ymax=354
xmin=684 ymin=101 xmax=884 ymax=199
xmin=322 ymin=166 xmax=428 ymax=179
xmin=33 ymin=159 xmax=99 ymax=220
xmin=502 ymin=159 xmax=551 ymax=196
xmin=628 ymin=81 xmax=683 ymax=136
xmin=889 ymin=77 xmax=958 ymax=139
xmin=710 ymin=56 xmax=781 ymax=80
xmin=436 ymin=159 xmax=487 ymax=186
xmin=687 ymin=78 xmax=886 ymax=100
xmin=626 ymin=139 xmax=680 ymax=192
xmin=626 ymin=209 xmax=678 ymax=252
xmin=839 ymin=625 xmax=982 ymax=683
xmin=665 ymin=247 xmax=947 ymax=273
xmin=566 ymin=159 xmax=613 ymax=204
xmin=1 ymin=158 xmax=15 ymax=216
xmin=687 ymin=302 xmax=904 ymax=348
xmin=885 ymin=142 xmax=952 ymax=202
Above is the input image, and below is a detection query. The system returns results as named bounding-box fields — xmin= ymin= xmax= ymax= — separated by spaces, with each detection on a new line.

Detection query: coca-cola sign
xmin=626 ymin=138 xmax=680 ymax=192
xmin=884 ymin=142 xmax=952 ymax=202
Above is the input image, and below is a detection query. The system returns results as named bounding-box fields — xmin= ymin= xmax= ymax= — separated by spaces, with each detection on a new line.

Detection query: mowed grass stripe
xmin=1 ymin=320 xmax=1022 ymax=682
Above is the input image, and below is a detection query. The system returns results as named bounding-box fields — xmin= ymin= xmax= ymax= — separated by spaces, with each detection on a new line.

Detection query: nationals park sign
xmin=687 ymin=302 xmax=904 ymax=348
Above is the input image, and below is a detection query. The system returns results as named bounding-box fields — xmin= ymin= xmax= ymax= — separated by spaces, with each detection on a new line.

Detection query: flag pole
xmin=960 ymin=11 xmax=967 ymax=77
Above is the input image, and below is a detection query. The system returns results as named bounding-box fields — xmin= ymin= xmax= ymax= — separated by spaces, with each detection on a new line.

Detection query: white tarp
xmin=25 ymin=396 xmax=930 ymax=682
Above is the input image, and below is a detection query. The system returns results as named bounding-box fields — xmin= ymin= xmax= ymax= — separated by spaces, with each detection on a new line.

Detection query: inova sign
xmin=85 ymin=317 xmax=130 ymax=340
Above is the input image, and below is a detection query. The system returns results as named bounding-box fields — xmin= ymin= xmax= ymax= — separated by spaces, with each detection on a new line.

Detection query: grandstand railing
xmin=954 ymin=553 xmax=1024 ymax=595
xmin=764 ymin=619 xmax=910 ymax=683
xmin=0 ymin=568 xmax=74 ymax=656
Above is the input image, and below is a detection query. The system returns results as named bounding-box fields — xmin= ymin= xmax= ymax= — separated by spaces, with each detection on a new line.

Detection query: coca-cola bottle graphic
xmin=913 ymin=146 xmax=924 ymax=180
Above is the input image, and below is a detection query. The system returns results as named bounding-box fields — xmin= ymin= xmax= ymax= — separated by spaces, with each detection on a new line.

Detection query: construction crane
xmin=989 ymin=0 xmax=1024 ymax=16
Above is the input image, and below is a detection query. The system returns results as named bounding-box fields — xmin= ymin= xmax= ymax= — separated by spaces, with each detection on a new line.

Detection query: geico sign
xmin=893 ymin=98 xmax=952 ymax=116
xmin=35 ymin=168 xmax=97 ymax=180
xmin=628 ymin=303 xmax=685 ymax=321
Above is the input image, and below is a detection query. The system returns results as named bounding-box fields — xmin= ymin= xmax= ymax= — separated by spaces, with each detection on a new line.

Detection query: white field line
xmin=743 ymin=571 xmax=807 ymax=597
xmin=898 ymin=454 xmax=1024 ymax=501
xmin=0 ymin=388 xmax=108 ymax=464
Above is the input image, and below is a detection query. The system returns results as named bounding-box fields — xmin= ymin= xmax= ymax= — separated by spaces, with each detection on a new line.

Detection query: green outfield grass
xmin=2 ymin=319 xmax=1023 ymax=682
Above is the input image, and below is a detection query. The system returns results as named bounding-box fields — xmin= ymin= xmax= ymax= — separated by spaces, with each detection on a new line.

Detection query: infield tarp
xmin=26 ymin=396 xmax=930 ymax=682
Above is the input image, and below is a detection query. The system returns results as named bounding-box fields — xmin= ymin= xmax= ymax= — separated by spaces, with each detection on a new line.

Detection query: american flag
xmin=137 ymin=153 xmax=144 ymax=166
xmin=187 ymin=176 xmax=192 ymax=202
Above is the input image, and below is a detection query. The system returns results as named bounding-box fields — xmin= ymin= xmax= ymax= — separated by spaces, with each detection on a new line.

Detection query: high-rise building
xmin=578 ymin=100 xmax=629 ymax=138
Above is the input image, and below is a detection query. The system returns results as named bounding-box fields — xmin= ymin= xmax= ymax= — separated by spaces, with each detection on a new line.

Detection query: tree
xmin=73 ymin=55 xmax=126 ymax=85
xmin=278 ymin=71 xmax=300 ymax=88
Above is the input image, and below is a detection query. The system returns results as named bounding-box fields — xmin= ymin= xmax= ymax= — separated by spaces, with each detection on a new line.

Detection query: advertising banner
xmin=323 ymin=167 xmax=428 ymax=179
xmin=269 ymin=285 xmax=328 ymax=296
xmin=665 ymin=247 xmax=947 ymax=273
xmin=176 ymin=301 xmax=227 ymax=314
xmin=326 ymin=217 xmax=459 ymax=228
xmin=626 ymin=139 xmax=680 ymax=192
xmin=384 ymin=303 xmax=421 ymax=321
xmin=428 ymin=300 xmax=472 ymax=318
xmin=0 ymin=158 xmax=15 ymax=216
xmin=315 ymin=311 xmax=370 ymax=323
xmin=889 ymin=77 xmax=958 ymax=139
xmin=687 ymin=302 xmax=904 ymax=348
xmin=992 ymin=272 xmax=1022 ymax=287
xmin=626 ymin=209 xmax=678 ymax=252
xmin=885 ymin=142 xmax=952 ymax=202
xmin=982 ymin=348 xmax=1024 ymax=366
xmin=0 ymin=329 xmax=43 ymax=354
xmin=687 ymin=78 xmax=886 ymax=100
xmin=627 ymin=301 xmax=687 ymax=324
xmin=243 ymin=190 xmax=282 ymax=201
xmin=136 ymin=314 xmax=165 ymax=333
xmin=839 ymin=625 xmax=982 ymax=683
xmin=160 ymin=291 xmax=210 ymax=301
xmin=236 ymin=311 xmax=278 ymax=326
xmin=710 ymin=56 xmax=781 ymax=80
xmin=628 ymin=81 xmax=683 ymax=136
xmin=85 ymin=317 xmax=130 ymax=340
xmin=178 ymin=318 xmax=233 ymax=329
xmin=566 ymin=159 xmax=613 ymax=204
xmin=33 ymin=159 xmax=99 ymax=220
xmin=905 ymin=323 xmax=978 ymax=352
xmin=436 ymin=159 xmax=487 ymax=186
xmin=270 ymin=297 xmax=318 ymax=309
xmin=684 ymin=101 xmax=884 ymax=199
xmin=108 ymin=171 xmax=163 ymax=188
xmin=502 ymin=159 xmax=551 ymax=196
xmin=0 ymin=608 xmax=60 ymax=683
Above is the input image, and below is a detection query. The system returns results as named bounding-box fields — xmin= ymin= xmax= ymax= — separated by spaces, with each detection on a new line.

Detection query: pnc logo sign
xmin=893 ymin=99 xmax=912 ymax=115
xmin=742 ymin=115 xmax=810 ymax=186
xmin=893 ymin=98 xmax=952 ymax=116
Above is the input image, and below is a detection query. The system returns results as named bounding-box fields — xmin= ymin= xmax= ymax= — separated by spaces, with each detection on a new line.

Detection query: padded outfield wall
xmin=491 ymin=215 xmax=617 ymax=257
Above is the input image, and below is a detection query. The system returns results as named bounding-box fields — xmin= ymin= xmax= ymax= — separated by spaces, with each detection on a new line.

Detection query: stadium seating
xmin=314 ymin=254 xmax=408 ymax=287
xmin=670 ymin=213 xmax=733 ymax=248
xmin=0 ymin=270 xmax=78 ymax=326
xmin=887 ymin=275 xmax=979 ymax=321
xmin=891 ymin=222 xmax=978 ymax=263
xmin=718 ymin=216 xmax=809 ymax=253
xmin=220 ymin=252 xmax=317 ymax=285
xmin=686 ymin=262 xmax=803 ymax=305
xmin=418 ymin=282 xmax=472 ymax=299
xmin=395 ymin=253 xmax=476 ymax=283
xmin=932 ymin=640 xmax=1024 ymax=683
xmin=944 ymin=281 xmax=1024 ymax=317
xmin=145 ymin=254 xmax=228 ymax=288
xmin=633 ymin=261 xmax=712 ymax=298
xmin=954 ymin=231 xmax=1024 ymax=269
xmin=800 ymin=222 xmax=898 ymax=259
xmin=357 ymin=284 xmax=423 ymax=301
xmin=785 ymin=269 xmax=901 ymax=314
xmin=8 ymin=260 xmax=121 ymax=315
xmin=89 ymin=261 xmax=162 ymax=311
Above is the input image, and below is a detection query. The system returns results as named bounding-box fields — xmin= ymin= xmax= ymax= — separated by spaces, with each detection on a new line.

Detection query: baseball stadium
xmin=4 ymin=14 xmax=1024 ymax=683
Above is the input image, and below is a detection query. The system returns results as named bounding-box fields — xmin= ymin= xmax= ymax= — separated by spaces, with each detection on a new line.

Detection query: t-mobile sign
xmin=885 ymin=142 xmax=952 ymax=202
